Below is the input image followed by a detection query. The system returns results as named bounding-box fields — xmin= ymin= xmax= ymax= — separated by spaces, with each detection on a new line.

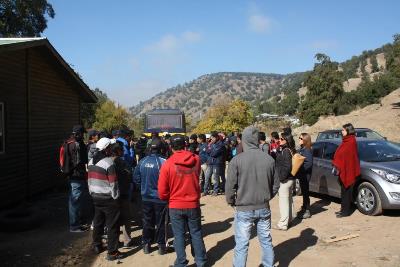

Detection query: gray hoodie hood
xmin=242 ymin=126 xmax=259 ymax=151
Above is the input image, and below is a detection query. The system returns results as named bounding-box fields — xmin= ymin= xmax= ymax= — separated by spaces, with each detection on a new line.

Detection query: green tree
xmin=0 ymin=0 xmax=55 ymax=37
xmin=277 ymin=92 xmax=299 ymax=115
xmin=93 ymin=100 xmax=130 ymax=133
xmin=194 ymin=99 xmax=254 ymax=133
xmin=387 ymin=33 xmax=400 ymax=79
xmin=81 ymin=88 xmax=108 ymax=129
xmin=299 ymin=53 xmax=344 ymax=125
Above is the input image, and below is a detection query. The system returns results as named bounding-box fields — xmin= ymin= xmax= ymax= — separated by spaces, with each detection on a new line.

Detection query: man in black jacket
xmin=65 ymin=125 xmax=89 ymax=233
xmin=225 ymin=126 xmax=280 ymax=267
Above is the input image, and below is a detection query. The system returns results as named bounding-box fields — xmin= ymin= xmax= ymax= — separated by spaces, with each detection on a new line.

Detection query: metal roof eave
xmin=0 ymin=38 xmax=97 ymax=103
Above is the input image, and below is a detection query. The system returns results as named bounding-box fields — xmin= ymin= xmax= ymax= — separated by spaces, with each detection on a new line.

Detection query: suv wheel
xmin=356 ymin=182 xmax=382 ymax=216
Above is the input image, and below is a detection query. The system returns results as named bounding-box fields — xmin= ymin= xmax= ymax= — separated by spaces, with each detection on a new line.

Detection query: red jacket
xmin=158 ymin=150 xmax=201 ymax=209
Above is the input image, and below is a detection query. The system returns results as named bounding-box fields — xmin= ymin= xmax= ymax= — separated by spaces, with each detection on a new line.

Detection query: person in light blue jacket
xmin=133 ymin=138 xmax=167 ymax=255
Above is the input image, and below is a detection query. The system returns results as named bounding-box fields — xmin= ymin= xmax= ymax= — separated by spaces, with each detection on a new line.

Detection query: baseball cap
xmin=170 ymin=135 xmax=185 ymax=148
xmin=96 ymin=137 xmax=111 ymax=151
xmin=88 ymin=129 xmax=99 ymax=137
xmin=151 ymin=138 xmax=163 ymax=151
xmin=72 ymin=125 xmax=84 ymax=134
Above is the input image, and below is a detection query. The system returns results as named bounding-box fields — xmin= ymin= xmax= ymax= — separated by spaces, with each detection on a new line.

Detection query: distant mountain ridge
xmin=130 ymin=72 xmax=305 ymax=120
xmin=130 ymin=41 xmax=394 ymax=121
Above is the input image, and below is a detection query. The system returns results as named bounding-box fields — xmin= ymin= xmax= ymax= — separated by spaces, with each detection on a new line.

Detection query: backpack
xmin=59 ymin=139 xmax=75 ymax=174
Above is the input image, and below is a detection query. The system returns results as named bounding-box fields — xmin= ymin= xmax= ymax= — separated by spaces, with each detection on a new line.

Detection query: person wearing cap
xmin=158 ymin=135 xmax=207 ymax=267
xmin=133 ymin=138 xmax=168 ymax=255
xmin=64 ymin=125 xmax=89 ymax=233
xmin=88 ymin=137 xmax=122 ymax=261
xmin=87 ymin=129 xmax=99 ymax=161
xmin=204 ymin=132 xmax=226 ymax=196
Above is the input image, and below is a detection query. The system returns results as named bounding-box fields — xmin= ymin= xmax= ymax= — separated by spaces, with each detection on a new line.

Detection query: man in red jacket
xmin=158 ymin=135 xmax=207 ymax=267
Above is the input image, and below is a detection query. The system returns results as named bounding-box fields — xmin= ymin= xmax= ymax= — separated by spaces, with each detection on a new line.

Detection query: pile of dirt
xmin=294 ymin=88 xmax=400 ymax=142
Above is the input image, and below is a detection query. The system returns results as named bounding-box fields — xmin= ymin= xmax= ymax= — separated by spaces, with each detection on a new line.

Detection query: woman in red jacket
xmin=332 ymin=123 xmax=361 ymax=218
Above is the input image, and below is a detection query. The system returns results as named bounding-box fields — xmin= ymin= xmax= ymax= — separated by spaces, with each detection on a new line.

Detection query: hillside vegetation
xmin=130 ymin=72 xmax=305 ymax=121
xmin=129 ymin=34 xmax=400 ymax=128
xmin=293 ymin=88 xmax=400 ymax=143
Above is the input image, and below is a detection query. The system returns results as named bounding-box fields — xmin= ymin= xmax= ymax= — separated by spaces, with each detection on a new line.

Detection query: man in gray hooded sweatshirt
xmin=226 ymin=126 xmax=280 ymax=267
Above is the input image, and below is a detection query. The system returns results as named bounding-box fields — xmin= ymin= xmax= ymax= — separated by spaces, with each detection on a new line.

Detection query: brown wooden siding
xmin=0 ymin=50 xmax=29 ymax=207
xmin=28 ymin=47 xmax=80 ymax=197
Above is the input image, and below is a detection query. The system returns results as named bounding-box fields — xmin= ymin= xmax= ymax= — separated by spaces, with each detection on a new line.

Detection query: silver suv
xmin=310 ymin=139 xmax=400 ymax=215
xmin=316 ymin=128 xmax=386 ymax=141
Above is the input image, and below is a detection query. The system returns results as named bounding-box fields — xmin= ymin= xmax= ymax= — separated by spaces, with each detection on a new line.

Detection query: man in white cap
xmin=88 ymin=137 xmax=122 ymax=261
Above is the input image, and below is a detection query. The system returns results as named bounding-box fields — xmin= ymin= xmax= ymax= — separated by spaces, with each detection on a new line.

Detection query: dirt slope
xmin=294 ymin=88 xmax=400 ymax=142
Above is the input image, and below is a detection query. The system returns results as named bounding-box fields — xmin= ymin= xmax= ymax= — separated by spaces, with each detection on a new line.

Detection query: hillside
xmin=130 ymin=40 xmax=397 ymax=121
xmin=130 ymin=72 xmax=305 ymax=120
xmin=293 ymin=88 xmax=400 ymax=142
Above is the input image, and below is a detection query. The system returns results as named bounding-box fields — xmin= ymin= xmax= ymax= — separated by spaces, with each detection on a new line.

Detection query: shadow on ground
xmin=274 ymin=228 xmax=318 ymax=267
xmin=0 ymin=187 xmax=97 ymax=267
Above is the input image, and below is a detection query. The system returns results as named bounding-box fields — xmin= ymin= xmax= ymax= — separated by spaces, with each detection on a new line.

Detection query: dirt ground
xmin=1 ymin=190 xmax=399 ymax=267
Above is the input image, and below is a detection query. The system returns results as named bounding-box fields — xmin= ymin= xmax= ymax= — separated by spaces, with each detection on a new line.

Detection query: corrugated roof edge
xmin=0 ymin=37 xmax=97 ymax=103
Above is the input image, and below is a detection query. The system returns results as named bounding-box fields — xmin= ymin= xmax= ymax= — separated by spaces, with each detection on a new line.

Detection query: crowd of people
xmin=61 ymin=122 xmax=360 ymax=267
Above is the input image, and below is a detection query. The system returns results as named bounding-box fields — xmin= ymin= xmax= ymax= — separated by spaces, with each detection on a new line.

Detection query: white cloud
xmin=248 ymin=14 xmax=272 ymax=33
xmin=147 ymin=34 xmax=179 ymax=54
xmin=146 ymin=31 xmax=202 ymax=54
xmin=182 ymin=31 xmax=202 ymax=43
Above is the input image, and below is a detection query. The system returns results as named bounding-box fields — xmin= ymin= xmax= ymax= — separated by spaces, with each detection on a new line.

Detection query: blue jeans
xmin=234 ymin=208 xmax=274 ymax=267
xmin=204 ymin=165 xmax=223 ymax=194
xmin=169 ymin=208 xmax=207 ymax=267
xmin=68 ymin=179 xmax=87 ymax=230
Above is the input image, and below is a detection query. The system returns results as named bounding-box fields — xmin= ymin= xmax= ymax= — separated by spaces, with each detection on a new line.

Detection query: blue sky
xmin=44 ymin=0 xmax=400 ymax=107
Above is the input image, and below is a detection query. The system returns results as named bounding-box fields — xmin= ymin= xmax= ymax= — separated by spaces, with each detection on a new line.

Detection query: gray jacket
xmin=225 ymin=126 xmax=280 ymax=211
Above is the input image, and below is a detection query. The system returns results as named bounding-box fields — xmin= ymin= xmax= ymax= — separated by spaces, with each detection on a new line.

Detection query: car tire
xmin=356 ymin=182 xmax=382 ymax=216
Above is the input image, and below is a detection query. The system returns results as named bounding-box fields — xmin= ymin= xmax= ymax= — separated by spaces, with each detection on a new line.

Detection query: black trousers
xmin=92 ymin=198 xmax=120 ymax=254
xmin=142 ymin=201 xmax=167 ymax=246
xmin=299 ymin=176 xmax=311 ymax=209
xmin=340 ymin=183 xmax=354 ymax=215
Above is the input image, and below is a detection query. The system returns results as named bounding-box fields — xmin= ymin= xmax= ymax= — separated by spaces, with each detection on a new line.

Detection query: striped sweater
xmin=88 ymin=156 xmax=119 ymax=200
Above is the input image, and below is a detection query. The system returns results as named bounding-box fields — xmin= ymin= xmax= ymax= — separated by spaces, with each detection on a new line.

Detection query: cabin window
xmin=0 ymin=103 xmax=4 ymax=154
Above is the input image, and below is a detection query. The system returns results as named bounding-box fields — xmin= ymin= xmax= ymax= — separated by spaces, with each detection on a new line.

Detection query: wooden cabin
xmin=0 ymin=38 xmax=97 ymax=207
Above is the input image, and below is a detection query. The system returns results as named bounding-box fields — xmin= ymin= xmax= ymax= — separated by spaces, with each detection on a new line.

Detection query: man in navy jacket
xmin=204 ymin=132 xmax=226 ymax=196
xmin=133 ymin=139 xmax=167 ymax=255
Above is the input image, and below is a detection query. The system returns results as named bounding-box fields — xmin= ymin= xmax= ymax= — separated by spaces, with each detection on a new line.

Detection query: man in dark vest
xmin=65 ymin=125 xmax=89 ymax=233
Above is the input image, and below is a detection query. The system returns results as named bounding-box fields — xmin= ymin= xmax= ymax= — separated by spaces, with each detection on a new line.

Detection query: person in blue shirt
xmin=133 ymin=138 xmax=167 ymax=255
xmin=116 ymin=129 xmax=135 ymax=168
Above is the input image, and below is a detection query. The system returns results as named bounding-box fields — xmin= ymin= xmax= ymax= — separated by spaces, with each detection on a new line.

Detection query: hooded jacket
xmin=225 ymin=126 xmax=280 ymax=211
xmin=158 ymin=150 xmax=201 ymax=209
xmin=133 ymin=154 xmax=167 ymax=203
